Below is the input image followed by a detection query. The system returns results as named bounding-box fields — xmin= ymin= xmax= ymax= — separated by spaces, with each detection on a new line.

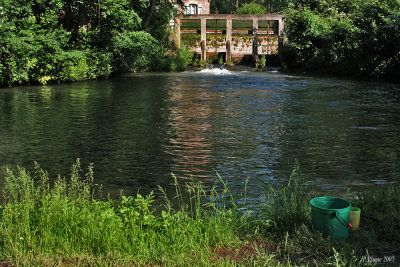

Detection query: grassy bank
xmin=0 ymin=160 xmax=399 ymax=266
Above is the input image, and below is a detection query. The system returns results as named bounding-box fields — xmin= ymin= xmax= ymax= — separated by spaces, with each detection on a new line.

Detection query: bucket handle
xmin=335 ymin=211 xmax=353 ymax=229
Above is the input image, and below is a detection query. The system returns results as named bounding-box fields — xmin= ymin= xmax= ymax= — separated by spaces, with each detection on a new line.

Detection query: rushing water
xmin=1 ymin=70 xmax=400 ymax=201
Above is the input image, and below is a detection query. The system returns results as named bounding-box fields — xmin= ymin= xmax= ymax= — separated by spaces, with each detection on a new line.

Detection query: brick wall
xmin=188 ymin=0 xmax=210 ymax=14
xmin=172 ymin=0 xmax=211 ymax=15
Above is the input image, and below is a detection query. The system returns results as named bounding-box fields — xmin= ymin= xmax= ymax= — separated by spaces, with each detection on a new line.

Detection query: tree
xmin=237 ymin=3 xmax=267 ymax=14
xmin=0 ymin=0 xmax=177 ymax=86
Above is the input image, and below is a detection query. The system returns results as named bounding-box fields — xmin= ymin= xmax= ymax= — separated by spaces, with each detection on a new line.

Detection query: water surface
xmin=1 ymin=71 xmax=399 ymax=200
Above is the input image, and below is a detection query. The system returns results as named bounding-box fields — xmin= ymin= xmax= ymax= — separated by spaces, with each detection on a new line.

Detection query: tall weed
xmin=0 ymin=161 xmax=251 ymax=266
xmin=260 ymin=163 xmax=316 ymax=233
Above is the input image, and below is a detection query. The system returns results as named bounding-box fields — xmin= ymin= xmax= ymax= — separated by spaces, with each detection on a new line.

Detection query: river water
xmin=1 ymin=70 xmax=399 ymax=200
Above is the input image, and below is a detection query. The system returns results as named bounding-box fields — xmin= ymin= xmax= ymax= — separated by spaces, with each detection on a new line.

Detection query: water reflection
xmin=277 ymin=77 xmax=400 ymax=191
xmin=165 ymin=76 xmax=212 ymax=180
xmin=0 ymin=72 xmax=399 ymax=201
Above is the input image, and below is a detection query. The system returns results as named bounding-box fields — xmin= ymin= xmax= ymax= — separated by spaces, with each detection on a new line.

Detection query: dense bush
xmin=0 ymin=0 xmax=179 ymax=87
xmin=283 ymin=9 xmax=357 ymax=72
xmin=112 ymin=31 xmax=165 ymax=73
xmin=0 ymin=0 xmax=68 ymax=85
xmin=237 ymin=3 xmax=267 ymax=14
xmin=283 ymin=0 xmax=400 ymax=80
xmin=169 ymin=46 xmax=195 ymax=71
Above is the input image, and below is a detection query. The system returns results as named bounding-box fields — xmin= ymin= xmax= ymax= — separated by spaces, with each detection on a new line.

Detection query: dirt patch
xmin=211 ymin=241 xmax=278 ymax=263
xmin=0 ymin=261 xmax=13 ymax=267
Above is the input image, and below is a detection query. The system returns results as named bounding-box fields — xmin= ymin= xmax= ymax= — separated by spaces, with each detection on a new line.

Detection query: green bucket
xmin=310 ymin=197 xmax=351 ymax=241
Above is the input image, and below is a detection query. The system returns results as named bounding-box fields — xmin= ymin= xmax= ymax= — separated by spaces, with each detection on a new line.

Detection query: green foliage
xmin=218 ymin=54 xmax=224 ymax=64
xmin=258 ymin=55 xmax=267 ymax=70
xmin=146 ymin=1 xmax=174 ymax=42
xmin=0 ymin=161 xmax=399 ymax=265
xmin=0 ymin=0 xmax=71 ymax=86
xmin=352 ymin=171 xmax=400 ymax=242
xmin=181 ymin=33 xmax=201 ymax=48
xmin=168 ymin=46 xmax=194 ymax=71
xmin=90 ymin=0 xmax=142 ymax=49
xmin=55 ymin=50 xmax=90 ymax=82
xmin=284 ymin=9 xmax=338 ymax=69
xmin=350 ymin=0 xmax=400 ymax=78
xmin=199 ymin=60 xmax=207 ymax=69
xmin=0 ymin=161 xmax=252 ymax=265
xmin=87 ymin=51 xmax=113 ymax=79
xmin=237 ymin=3 xmax=267 ymax=14
xmin=116 ymin=193 xmax=165 ymax=230
xmin=211 ymin=0 xmax=238 ymax=14
xmin=260 ymin=163 xmax=316 ymax=233
xmin=0 ymin=0 xmax=176 ymax=87
xmin=212 ymin=0 xmax=290 ymax=14
xmin=112 ymin=31 xmax=164 ymax=72
xmin=283 ymin=0 xmax=400 ymax=80
xmin=2 ymin=0 xmax=400 ymax=85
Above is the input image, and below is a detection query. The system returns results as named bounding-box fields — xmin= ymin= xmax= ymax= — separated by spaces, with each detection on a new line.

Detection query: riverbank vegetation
xmin=0 ymin=0 xmax=193 ymax=87
xmin=215 ymin=0 xmax=400 ymax=80
xmin=282 ymin=0 xmax=400 ymax=80
xmin=1 ymin=0 xmax=399 ymax=86
xmin=1 ymin=160 xmax=399 ymax=266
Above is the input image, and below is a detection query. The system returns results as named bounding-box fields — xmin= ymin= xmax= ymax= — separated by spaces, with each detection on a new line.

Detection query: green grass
xmin=256 ymin=164 xmax=400 ymax=266
xmin=0 ymin=160 xmax=261 ymax=266
xmin=0 ymin=159 xmax=399 ymax=266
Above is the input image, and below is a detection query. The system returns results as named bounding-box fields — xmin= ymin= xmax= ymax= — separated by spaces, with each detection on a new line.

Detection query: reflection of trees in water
xmin=0 ymin=81 xmax=115 ymax=184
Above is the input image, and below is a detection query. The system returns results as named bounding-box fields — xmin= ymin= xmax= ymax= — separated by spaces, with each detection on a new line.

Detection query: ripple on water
xmin=0 ymin=73 xmax=400 ymax=200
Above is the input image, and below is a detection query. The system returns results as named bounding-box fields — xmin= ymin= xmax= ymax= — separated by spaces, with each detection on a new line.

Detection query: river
xmin=1 ymin=70 xmax=399 ymax=201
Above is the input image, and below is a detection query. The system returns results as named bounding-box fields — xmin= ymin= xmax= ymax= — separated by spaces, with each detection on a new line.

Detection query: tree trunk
xmin=64 ymin=0 xmax=74 ymax=31
xmin=142 ymin=0 xmax=156 ymax=31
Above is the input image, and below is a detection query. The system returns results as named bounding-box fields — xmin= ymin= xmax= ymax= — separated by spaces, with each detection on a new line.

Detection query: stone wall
xmin=183 ymin=35 xmax=279 ymax=55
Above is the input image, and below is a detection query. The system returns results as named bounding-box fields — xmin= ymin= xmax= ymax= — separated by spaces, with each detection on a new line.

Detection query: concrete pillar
xmin=278 ymin=18 xmax=285 ymax=64
xmin=175 ymin=17 xmax=181 ymax=49
xmin=278 ymin=18 xmax=285 ymax=39
xmin=252 ymin=18 xmax=259 ymax=64
xmin=226 ymin=41 xmax=231 ymax=64
xmin=226 ymin=18 xmax=232 ymax=63
xmin=201 ymin=18 xmax=207 ymax=62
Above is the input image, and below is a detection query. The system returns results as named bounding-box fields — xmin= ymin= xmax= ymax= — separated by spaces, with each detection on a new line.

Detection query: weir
xmin=174 ymin=14 xmax=285 ymax=65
